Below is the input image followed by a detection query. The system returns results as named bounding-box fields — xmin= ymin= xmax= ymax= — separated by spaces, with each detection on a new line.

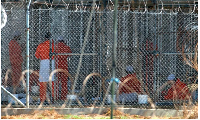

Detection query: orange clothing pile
xmin=164 ymin=78 xmax=191 ymax=100
xmin=119 ymin=73 xmax=142 ymax=94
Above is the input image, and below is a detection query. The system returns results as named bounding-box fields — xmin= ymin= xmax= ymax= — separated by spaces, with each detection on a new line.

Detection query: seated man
xmin=163 ymin=74 xmax=191 ymax=100
xmin=117 ymin=66 xmax=142 ymax=103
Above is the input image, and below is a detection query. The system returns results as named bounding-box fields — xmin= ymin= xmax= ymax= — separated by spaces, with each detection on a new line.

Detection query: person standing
xmin=35 ymin=32 xmax=55 ymax=104
xmin=55 ymin=36 xmax=72 ymax=100
xmin=9 ymin=31 xmax=23 ymax=93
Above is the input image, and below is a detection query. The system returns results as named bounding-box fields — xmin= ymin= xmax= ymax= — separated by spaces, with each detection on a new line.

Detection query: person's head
xmin=45 ymin=32 xmax=51 ymax=40
xmin=125 ymin=65 xmax=134 ymax=74
xmin=13 ymin=31 xmax=21 ymax=40
xmin=57 ymin=36 xmax=65 ymax=43
xmin=167 ymin=74 xmax=176 ymax=83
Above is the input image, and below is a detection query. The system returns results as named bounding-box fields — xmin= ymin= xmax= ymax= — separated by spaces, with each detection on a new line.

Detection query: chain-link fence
xmin=1 ymin=1 xmax=198 ymax=109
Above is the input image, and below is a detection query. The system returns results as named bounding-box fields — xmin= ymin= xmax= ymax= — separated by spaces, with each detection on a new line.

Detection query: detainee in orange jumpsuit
xmin=117 ymin=66 xmax=142 ymax=103
xmin=161 ymin=74 xmax=191 ymax=100
xmin=9 ymin=32 xmax=23 ymax=93
xmin=119 ymin=66 xmax=142 ymax=95
xmin=55 ymin=36 xmax=72 ymax=100
xmin=164 ymin=78 xmax=191 ymax=100
xmin=35 ymin=32 xmax=55 ymax=103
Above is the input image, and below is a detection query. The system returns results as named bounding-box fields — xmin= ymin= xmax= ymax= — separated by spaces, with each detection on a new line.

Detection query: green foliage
xmin=64 ymin=115 xmax=84 ymax=119
xmin=117 ymin=116 xmax=129 ymax=119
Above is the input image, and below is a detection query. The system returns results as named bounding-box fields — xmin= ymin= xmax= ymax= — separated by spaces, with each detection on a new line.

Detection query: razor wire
xmin=1 ymin=1 xmax=198 ymax=109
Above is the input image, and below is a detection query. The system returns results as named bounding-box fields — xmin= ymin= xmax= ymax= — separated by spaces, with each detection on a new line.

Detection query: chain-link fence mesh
xmin=1 ymin=1 xmax=198 ymax=109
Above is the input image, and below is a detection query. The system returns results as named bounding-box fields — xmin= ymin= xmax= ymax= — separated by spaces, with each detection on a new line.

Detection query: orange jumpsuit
xmin=164 ymin=78 xmax=191 ymax=100
xmin=9 ymin=40 xmax=23 ymax=89
xmin=55 ymin=42 xmax=72 ymax=100
xmin=119 ymin=73 xmax=142 ymax=94
xmin=35 ymin=40 xmax=55 ymax=102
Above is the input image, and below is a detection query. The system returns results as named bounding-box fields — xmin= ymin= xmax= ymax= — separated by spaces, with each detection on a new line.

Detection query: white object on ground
xmin=138 ymin=95 xmax=148 ymax=104
xmin=67 ymin=95 xmax=77 ymax=100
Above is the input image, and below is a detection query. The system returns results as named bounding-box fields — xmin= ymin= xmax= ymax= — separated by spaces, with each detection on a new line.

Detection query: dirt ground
xmin=1 ymin=109 xmax=197 ymax=119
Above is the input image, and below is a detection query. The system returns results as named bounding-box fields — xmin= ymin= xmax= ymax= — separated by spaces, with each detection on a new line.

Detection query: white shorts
xmin=39 ymin=59 xmax=55 ymax=82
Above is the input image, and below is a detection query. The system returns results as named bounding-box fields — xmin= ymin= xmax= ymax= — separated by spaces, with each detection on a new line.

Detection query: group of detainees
xmin=5 ymin=31 xmax=198 ymax=105
xmin=7 ymin=31 xmax=71 ymax=104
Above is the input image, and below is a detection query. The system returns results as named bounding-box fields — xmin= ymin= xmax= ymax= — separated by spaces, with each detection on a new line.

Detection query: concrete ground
xmin=1 ymin=107 xmax=183 ymax=117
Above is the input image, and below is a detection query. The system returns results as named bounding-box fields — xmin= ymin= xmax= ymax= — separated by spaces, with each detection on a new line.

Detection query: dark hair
xmin=59 ymin=40 xmax=65 ymax=43
xmin=45 ymin=32 xmax=51 ymax=39
xmin=125 ymin=71 xmax=133 ymax=75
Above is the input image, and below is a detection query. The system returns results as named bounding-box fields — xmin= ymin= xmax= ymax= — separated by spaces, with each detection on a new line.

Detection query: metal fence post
xmin=111 ymin=0 xmax=118 ymax=119
xmin=26 ymin=0 xmax=31 ymax=108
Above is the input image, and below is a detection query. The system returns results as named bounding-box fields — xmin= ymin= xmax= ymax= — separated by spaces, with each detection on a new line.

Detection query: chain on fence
xmin=1 ymin=1 xmax=198 ymax=109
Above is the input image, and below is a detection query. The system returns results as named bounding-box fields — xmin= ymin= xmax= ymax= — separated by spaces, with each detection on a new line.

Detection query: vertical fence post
xmin=111 ymin=0 xmax=118 ymax=119
xmin=26 ymin=0 xmax=31 ymax=108
xmin=49 ymin=9 xmax=54 ymax=104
